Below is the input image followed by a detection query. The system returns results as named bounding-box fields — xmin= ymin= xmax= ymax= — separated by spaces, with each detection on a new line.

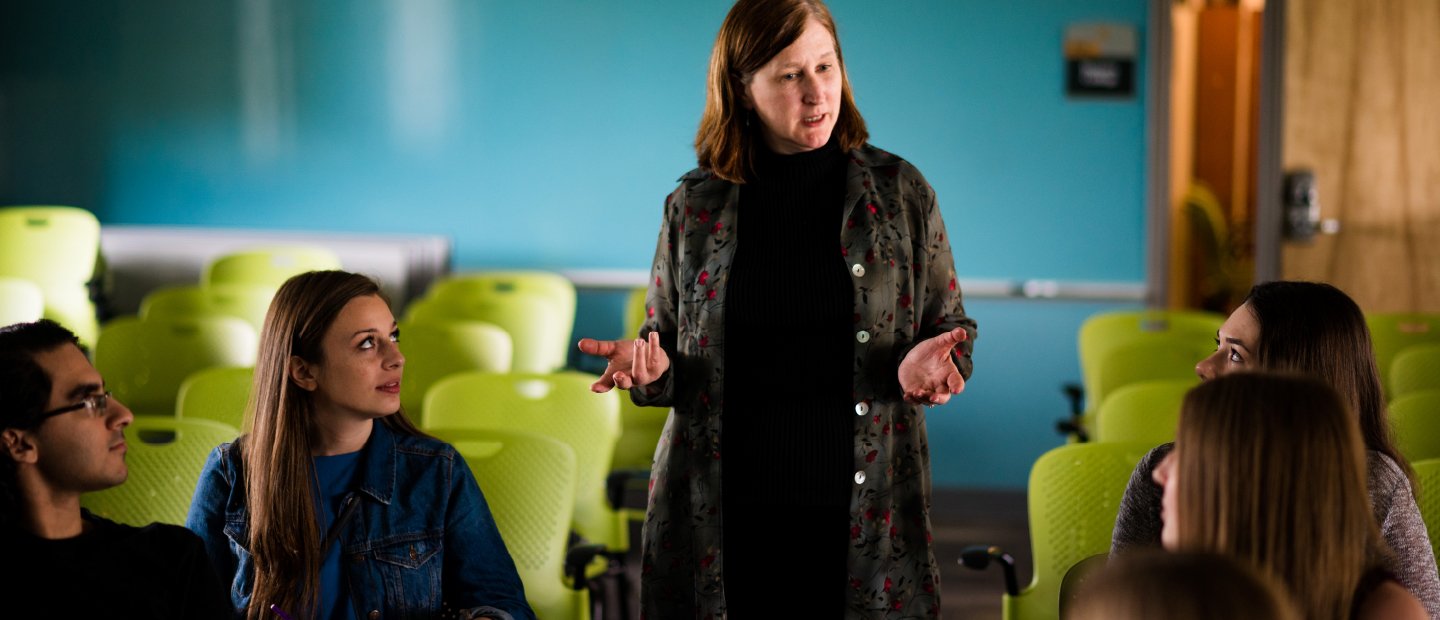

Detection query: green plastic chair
xmin=81 ymin=417 xmax=240 ymax=526
xmin=1390 ymin=344 xmax=1440 ymax=400
xmin=396 ymin=320 xmax=513 ymax=416
xmin=1078 ymin=310 xmax=1223 ymax=407
xmin=0 ymin=206 xmax=102 ymax=346
xmin=1367 ymin=313 xmax=1440 ymax=395
xmin=176 ymin=366 xmax=254 ymax=431
xmin=422 ymin=371 xmax=627 ymax=552
xmin=1004 ymin=441 xmax=1154 ymax=620
xmin=95 ymin=316 xmax=259 ymax=417
xmin=429 ymin=271 xmax=577 ymax=314
xmin=1413 ymin=458 xmax=1440 ymax=564
xmin=612 ymin=287 xmax=669 ymax=472
xmin=0 ymin=276 xmax=44 ymax=326
xmin=1388 ymin=391 xmax=1440 ymax=463
xmin=1093 ymin=379 xmax=1195 ymax=445
xmin=434 ymin=428 xmax=590 ymax=620
xmin=1094 ymin=338 xmax=1214 ymax=411
xmin=140 ymin=283 xmax=277 ymax=332
xmin=409 ymin=271 xmax=576 ymax=373
xmin=202 ymin=246 xmax=342 ymax=289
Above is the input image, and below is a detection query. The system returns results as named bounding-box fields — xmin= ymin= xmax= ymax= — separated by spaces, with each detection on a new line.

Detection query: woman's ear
xmin=289 ymin=355 xmax=319 ymax=392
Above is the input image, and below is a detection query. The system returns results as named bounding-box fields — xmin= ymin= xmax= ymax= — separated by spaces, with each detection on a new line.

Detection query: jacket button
xmin=351 ymin=554 xmax=364 ymax=565
xmin=368 ymin=611 xmax=380 ymax=620
xmin=855 ymin=402 xmax=869 ymax=416
xmin=854 ymin=470 xmax=867 ymax=484
xmin=855 ymin=331 xmax=871 ymax=343
xmin=851 ymin=263 xmax=866 ymax=278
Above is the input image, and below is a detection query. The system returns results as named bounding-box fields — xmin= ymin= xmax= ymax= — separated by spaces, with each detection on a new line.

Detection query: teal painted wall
xmin=1 ymin=0 xmax=1153 ymax=488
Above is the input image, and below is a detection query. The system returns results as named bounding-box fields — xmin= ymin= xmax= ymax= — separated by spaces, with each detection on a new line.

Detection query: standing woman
xmin=578 ymin=0 xmax=976 ymax=617
xmin=187 ymin=271 xmax=533 ymax=620
xmin=1111 ymin=281 xmax=1440 ymax=615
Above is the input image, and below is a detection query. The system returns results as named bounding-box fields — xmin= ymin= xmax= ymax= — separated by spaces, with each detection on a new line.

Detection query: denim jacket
xmin=185 ymin=420 xmax=535 ymax=620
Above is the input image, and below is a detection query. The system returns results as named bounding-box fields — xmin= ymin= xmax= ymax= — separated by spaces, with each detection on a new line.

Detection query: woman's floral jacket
xmin=632 ymin=144 xmax=977 ymax=619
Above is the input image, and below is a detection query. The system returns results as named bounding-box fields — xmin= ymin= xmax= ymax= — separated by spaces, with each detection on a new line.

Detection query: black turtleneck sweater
xmin=721 ymin=140 xmax=853 ymax=508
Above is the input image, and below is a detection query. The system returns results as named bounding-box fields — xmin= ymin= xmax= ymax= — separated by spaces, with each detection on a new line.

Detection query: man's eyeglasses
xmin=38 ymin=391 xmax=113 ymax=422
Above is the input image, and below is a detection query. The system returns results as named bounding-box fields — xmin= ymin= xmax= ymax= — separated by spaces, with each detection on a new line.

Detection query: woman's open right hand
xmin=576 ymin=332 xmax=671 ymax=393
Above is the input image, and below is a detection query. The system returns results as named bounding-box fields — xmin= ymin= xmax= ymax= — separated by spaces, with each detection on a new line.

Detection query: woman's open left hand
xmin=898 ymin=327 xmax=968 ymax=406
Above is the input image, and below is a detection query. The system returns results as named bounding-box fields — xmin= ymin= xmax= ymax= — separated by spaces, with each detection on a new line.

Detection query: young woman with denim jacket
xmin=186 ymin=271 xmax=533 ymax=620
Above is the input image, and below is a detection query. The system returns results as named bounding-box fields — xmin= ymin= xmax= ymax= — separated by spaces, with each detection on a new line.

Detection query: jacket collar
xmin=353 ymin=420 xmax=395 ymax=506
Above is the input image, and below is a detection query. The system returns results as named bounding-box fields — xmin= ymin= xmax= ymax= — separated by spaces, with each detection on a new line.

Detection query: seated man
xmin=0 ymin=320 xmax=227 ymax=616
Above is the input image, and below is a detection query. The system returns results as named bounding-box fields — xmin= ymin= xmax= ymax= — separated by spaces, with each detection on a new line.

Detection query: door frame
xmin=1147 ymin=0 xmax=1285 ymax=303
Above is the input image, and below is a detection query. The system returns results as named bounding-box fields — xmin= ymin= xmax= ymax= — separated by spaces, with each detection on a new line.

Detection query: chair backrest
xmin=0 ymin=276 xmax=44 ymax=326
xmin=1094 ymin=338 xmax=1213 ymax=408
xmin=1006 ymin=441 xmax=1154 ymax=620
xmin=80 ymin=417 xmax=240 ymax=526
xmin=0 ymin=206 xmax=100 ymax=288
xmin=202 ymin=246 xmax=342 ymax=289
xmin=409 ymin=273 xmax=575 ymax=373
xmin=1391 ymin=343 xmax=1440 ymax=400
xmin=1412 ymin=458 xmax=1440 ymax=566
xmin=1094 ymin=379 xmax=1196 ymax=445
xmin=435 ymin=428 xmax=587 ymax=620
xmin=141 ymin=283 xmax=276 ymax=332
xmin=423 ymin=371 xmax=623 ymax=548
xmin=1388 ymin=390 xmax=1440 ymax=463
xmin=95 ymin=316 xmax=259 ymax=416
xmin=397 ymin=320 xmax=513 ymax=415
xmin=0 ymin=206 xmax=103 ymax=346
xmin=1077 ymin=310 xmax=1223 ymax=408
xmin=430 ymin=270 xmax=576 ymax=304
xmin=176 ymin=366 xmax=255 ymax=431
xmin=623 ymin=286 xmax=648 ymax=338
xmin=1367 ymin=313 xmax=1440 ymax=393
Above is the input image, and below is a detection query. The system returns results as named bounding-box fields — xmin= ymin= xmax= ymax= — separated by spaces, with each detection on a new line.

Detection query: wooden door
xmin=1281 ymin=0 xmax=1440 ymax=311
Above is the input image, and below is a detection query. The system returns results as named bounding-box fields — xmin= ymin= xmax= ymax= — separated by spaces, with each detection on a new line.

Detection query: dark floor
xmin=609 ymin=487 xmax=1031 ymax=620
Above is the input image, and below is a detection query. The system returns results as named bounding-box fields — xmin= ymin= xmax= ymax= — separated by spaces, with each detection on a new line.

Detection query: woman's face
xmin=743 ymin=18 xmax=843 ymax=155
xmin=1153 ymin=449 xmax=1180 ymax=550
xmin=300 ymin=294 xmax=404 ymax=422
xmin=1195 ymin=302 xmax=1260 ymax=380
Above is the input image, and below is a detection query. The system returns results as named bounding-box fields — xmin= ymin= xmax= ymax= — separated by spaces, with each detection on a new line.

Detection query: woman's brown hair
xmin=1174 ymin=372 xmax=1385 ymax=620
xmin=1069 ymin=550 xmax=1299 ymax=620
xmin=241 ymin=270 xmax=426 ymax=619
xmin=1244 ymin=280 xmax=1411 ymax=482
xmin=695 ymin=0 xmax=868 ymax=183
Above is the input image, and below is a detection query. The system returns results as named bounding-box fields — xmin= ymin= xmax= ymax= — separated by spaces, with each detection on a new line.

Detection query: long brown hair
xmin=241 ymin=270 xmax=425 ymax=619
xmin=1244 ymin=280 xmax=1410 ymax=481
xmin=695 ymin=0 xmax=868 ymax=183
xmin=1070 ymin=550 xmax=1299 ymax=620
xmin=1174 ymin=372 xmax=1385 ymax=620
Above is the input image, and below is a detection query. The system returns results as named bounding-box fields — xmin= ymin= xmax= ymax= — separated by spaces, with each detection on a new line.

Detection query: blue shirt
xmin=312 ymin=450 xmax=361 ymax=620
xmin=185 ymin=420 xmax=534 ymax=620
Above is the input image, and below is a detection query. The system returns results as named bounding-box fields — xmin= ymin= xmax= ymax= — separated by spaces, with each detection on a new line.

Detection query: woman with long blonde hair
xmin=187 ymin=271 xmax=532 ymax=619
xmin=1152 ymin=373 xmax=1425 ymax=620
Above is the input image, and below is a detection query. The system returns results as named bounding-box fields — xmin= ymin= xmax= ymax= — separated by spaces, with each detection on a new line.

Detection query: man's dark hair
xmin=0 ymin=320 xmax=82 ymax=526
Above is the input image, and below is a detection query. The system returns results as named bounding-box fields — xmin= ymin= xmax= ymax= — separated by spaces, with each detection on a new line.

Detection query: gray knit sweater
xmin=1110 ymin=442 xmax=1440 ymax=618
